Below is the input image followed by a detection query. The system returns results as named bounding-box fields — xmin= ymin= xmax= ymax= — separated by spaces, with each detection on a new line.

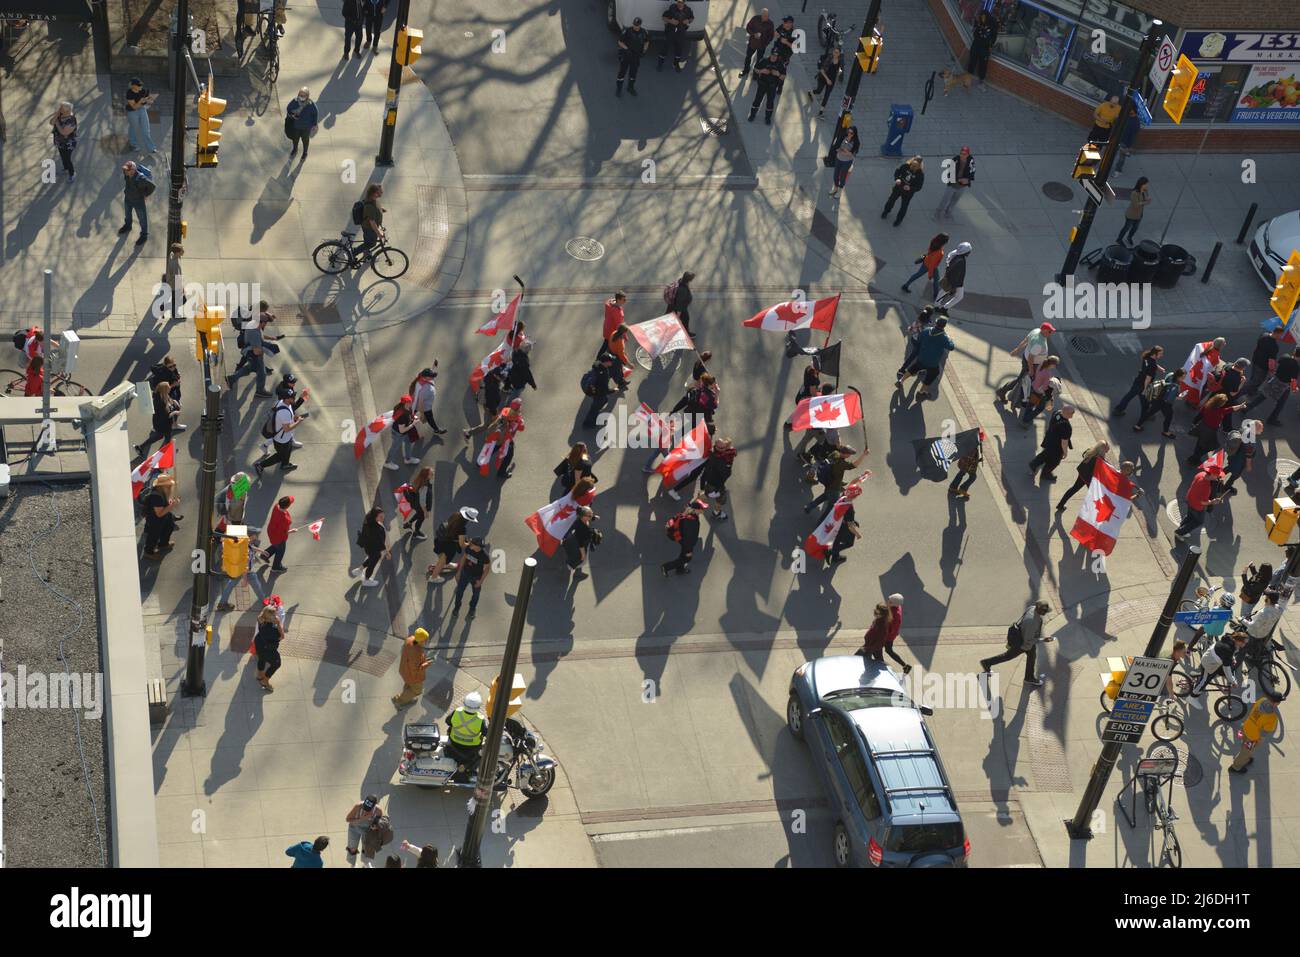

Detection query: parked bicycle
xmin=0 ymin=367 xmax=90 ymax=397
xmin=1142 ymin=744 xmax=1182 ymax=869
xmin=312 ymin=228 xmax=410 ymax=279
xmin=816 ymin=9 xmax=854 ymax=56
xmin=256 ymin=0 xmax=286 ymax=83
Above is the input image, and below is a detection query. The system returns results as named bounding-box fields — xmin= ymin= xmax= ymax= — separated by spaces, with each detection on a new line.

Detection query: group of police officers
xmin=616 ymin=0 xmax=697 ymax=96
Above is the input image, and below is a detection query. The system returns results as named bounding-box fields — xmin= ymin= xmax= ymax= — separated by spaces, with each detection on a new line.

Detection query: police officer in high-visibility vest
xmin=748 ymin=49 xmax=786 ymax=125
xmin=616 ymin=17 xmax=649 ymax=98
xmin=445 ymin=690 xmax=486 ymax=779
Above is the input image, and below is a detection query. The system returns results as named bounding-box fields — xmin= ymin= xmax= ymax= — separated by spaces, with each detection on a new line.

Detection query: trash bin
xmin=1099 ymin=244 xmax=1133 ymax=283
xmin=1156 ymin=244 xmax=1196 ymax=288
xmin=881 ymin=104 xmax=914 ymax=157
xmin=1129 ymin=240 xmax=1161 ymax=283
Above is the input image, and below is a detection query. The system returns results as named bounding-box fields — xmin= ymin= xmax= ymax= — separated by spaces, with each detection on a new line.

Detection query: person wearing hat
xmin=658 ymin=0 xmax=695 ymax=73
xmin=772 ymin=14 xmax=795 ymax=62
xmin=998 ymin=321 xmax=1055 ymax=407
xmin=1174 ymin=461 xmax=1227 ymax=539
xmin=345 ymin=795 xmax=383 ymax=857
xmin=253 ymin=390 xmax=307 ymax=476
xmin=662 ymin=497 xmax=706 ymax=576
xmin=392 ymin=627 xmax=432 ymax=707
xmin=980 ymin=600 xmax=1054 ymax=687
xmin=124 ymin=77 xmax=158 ymax=154
xmin=616 ymin=15 xmax=650 ymax=97
xmin=748 ymin=48 xmax=787 ymax=125
xmin=805 ymin=443 xmax=867 ymax=518
xmin=935 ymin=146 xmax=975 ymax=220
xmin=408 ymin=363 xmax=446 ymax=441
xmin=427 ymin=506 xmax=477 ymax=580
xmin=261 ymin=495 xmax=296 ymax=572
xmin=740 ymin=7 xmax=775 ymax=78
xmin=445 ymin=691 xmax=486 ymax=778
xmin=1230 ymin=688 xmax=1286 ymax=773
xmin=384 ymin=393 xmax=421 ymax=470
xmin=451 ymin=536 xmax=491 ymax=621
xmin=227 ymin=309 xmax=276 ymax=397
xmin=563 ymin=505 xmax=597 ymax=581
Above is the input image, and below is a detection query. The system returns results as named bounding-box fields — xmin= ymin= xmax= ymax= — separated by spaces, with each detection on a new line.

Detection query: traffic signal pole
xmin=1066 ymin=543 xmax=1200 ymax=839
xmin=824 ymin=0 xmax=881 ymax=160
xmin=376 ymin=0 xmax=413 ymax=166
xmin=1055 ymin=20 xmax=1162 ymax=284
xmin=167 ymin=0 xmax=190 ymax=250
xmin=460 ymin=556 xmax=537 ymax=867
xmin=181 ymin=374 xmax=222 ymax=697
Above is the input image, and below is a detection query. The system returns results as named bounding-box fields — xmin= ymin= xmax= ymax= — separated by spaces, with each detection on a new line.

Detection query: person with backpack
xmin=669 ymin=371 xmax=719 ymax=426
xmin=398 ymin=466 xmax=433 ymax=540
xmin=979 ymin=600 xmax=1053 ymax=687
xmin=581 ymin=354 xmax=621 ymax=429
xmin=50 ymin=101 xmax=79 ymax=183
xmin=383 ymin=394 xmax=421 ymax=470
xmin=934 ymin=242 xmax=972 ymax=311
xmin=805 ymin=444 xmax=867 ymax=518
xmin=253 ymin=603 xmax=284 ymax=691
xmin=254 ymin=375 xmax=308 ymax=456
xmin=666 ymin=271 xmax=696 ymax=337
xmin=350 ymin=506 xmax=389 ymax=587
xmin=827 ymin=125 xmax=859 ymax=198
xmin=286 ymin=87 xmax=319 ymax=161
xmin=118 ymin=160 xmax=154 ymax=246
xmin=426 ymin=506 xmax=477 ymax=580
xmin=900 ymin=234 xmax=947 ymax=300
xmin=662 ymin=498 xmax=706 ymax=577
xmin=227 ymin=311 xmax=275 ymax=397
xmin=806 ymin=45 xmax=841 ymax=118
xmin=135 ymin=380 xmax=181 ymax=458
xmin=358 ymin=182 xmax=385 ymax=255
xmin=1132 ymin=367 xmax=1184 ymax=438
xmin=897 ymin=315 xmax=955 ymax=400
xmin=253 ymin=392 xmax=306 ymax=476
xmin=881 ymin=155 xmax=925 ymax=226
xmin=1111 ymin=345 xmax=1164 ymax=419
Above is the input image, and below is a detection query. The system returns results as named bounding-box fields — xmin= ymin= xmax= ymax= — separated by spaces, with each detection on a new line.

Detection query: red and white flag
xmin=628 ymin=313 xmax=694 ymax=360
xmin=525 ymin=490 xmax=592 ymax=556
xmin=789 ymin=391 xmax=863 ymax=432
xmin=353 ymin=410 xmax=394 ymax=459
xmin=476 ymin=292 xmax=521 ymax=336
xmin=633 ymin=402 xmax=675 ymax=449
xmin=803 ymin=481 xmax=863 ymax=561
xmin=469 ymin=337 xmax=512 ymax=393
xmin=394 ymin=484 xmax=414 ymax=521
xmin=1180 ymin=340 xmax=1220 ymax=405
xmin=1069 ymin=458 xmax=1136 ymax=556
xmin=306 ymin=518 xmax=324 ymax=540
xmin=1200 ymin=449 xmax=1226 ymax=473
xmin=476 ymin=410 xmax=524 ymax=476
xmin=743 ymin=294 xmax=839 ymax=333
xmin=130 ymin=441 xmax=175 ymax=498
xmin=657 ymin=418 xmax=712 ymax=487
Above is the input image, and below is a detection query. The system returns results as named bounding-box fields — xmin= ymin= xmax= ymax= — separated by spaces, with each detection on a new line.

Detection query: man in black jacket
xmin=1029 ymin=405 xmax=1074 ymax=481
xmin=616 ymin=16 xmax=650 ymax=97
xmin=807 ymin=46 xmax=842 ymax=118
xmin=967 ymin=11 xmax=999 ymax=82
xmin=506 ymin=341 xmax=537 ymax=399
xmin=662 ymin=498 xmax=705 ymax=576
xmin=669 ymin=270 xmax=695 ymax=336
xmin=740 ymin=8 xmax=775 ymax=78
xmin=1247 ymin=327 xmax=1284 ymax=395
xmin=581 ymin=355 xmax=621 ymax=429
xmin=658 ymin=0 xmax=695 ymax=72
xmin=749 ymin=50 xmax=787 ymax=126
xmin=342 ymin=0 xmax=364 ymax=58
xmin=881 ymin=155 xmax=925 ymax=226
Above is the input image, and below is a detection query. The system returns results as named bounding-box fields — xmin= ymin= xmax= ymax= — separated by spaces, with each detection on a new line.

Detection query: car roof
xmin=847 ymin=706 xmax=959 ymax=821
xmin=810 ymin=655 xmax=904 ymax=699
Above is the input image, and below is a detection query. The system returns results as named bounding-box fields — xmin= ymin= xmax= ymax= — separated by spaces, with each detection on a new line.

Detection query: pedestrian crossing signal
xmin=1270 ymin=250 xmax=1300 ymax=324
xmin=197 ymin=85 xmax=226 ymax=167
xmin=857 ymin=30 xmax=882 ymax=74
xmin=396 ymin=27 xmax=423 ymax=66
xmin=221 ymin=532 xmax=251 ymax=578
xmin=193 ymin=304 xmax=225 ymax=361
xmin=1072 ymin=143 xmax=1102 ymax=180
xmin=1162 ymin=54 xmax=1199 ymax=124
xmin=1266 ymin=496 xmax=1300 ymax=545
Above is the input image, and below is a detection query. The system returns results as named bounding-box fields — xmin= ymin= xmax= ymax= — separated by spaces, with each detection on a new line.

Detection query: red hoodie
xmin=1186 ymin=471 xmax=1217 ymax=513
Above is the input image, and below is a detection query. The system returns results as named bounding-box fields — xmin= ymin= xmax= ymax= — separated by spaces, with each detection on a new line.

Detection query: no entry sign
xmin=1149 ymin=36 xmax=1176 ymax=92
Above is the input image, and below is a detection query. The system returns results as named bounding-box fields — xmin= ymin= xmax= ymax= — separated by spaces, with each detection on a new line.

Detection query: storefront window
xmin=1061 ymin=31 xmax=1139 ymax=101
xmin=996 ymin=3 xmax=1076 ymax=81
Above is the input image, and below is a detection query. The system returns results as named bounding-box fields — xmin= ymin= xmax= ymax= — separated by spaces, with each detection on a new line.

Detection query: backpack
xmin=665 ymin=514 xmax=683 ymax=541
xmin=1145 ymin=374 xmax=1171 ymax=402
xmin=663 ymin=280 xmax=679 ymax=307
xmin=261 ymin=407 xmax=280 ymax=440
xmin=134 ymin=163 xmax=156 ymax=198
xmin=11 ymin=330 xmax=26 ymax=351
xmin=814 ymin=459 xmax=833 ymax=486
xmin=580 ymin=368 xmax=600 ymax=397
xmin=351 ymin=200 xmax=365 ymax=226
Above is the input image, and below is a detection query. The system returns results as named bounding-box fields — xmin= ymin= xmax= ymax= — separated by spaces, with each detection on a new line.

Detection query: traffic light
xmin=857 ymin=29 xmax=882 ymax=74
xmin=1270 ymin=249 xmax=1300 ymax=323
xmin=1162 ymin=54 xmax=1199 ymax=124
xmin=1072 ymin=142 xmax=1102 ymax=180
xmin=487 ymin=673 xmax=527 ymax=717
xmin=1266 ymin=497 xmax=1300 ymax=545
xmin=221 ymin=528 xmax=251 ymax=578
xmin=396 ymin=26 xmax=423 ymax=66
xmin=193 ymin=304 xmax=225 ymax=361
xmin=197 ymin=84 xmax=226 ymax=167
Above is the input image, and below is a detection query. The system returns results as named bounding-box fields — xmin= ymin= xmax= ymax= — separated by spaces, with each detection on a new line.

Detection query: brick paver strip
xmin=411 ymin=185 xmax=452 ymax=291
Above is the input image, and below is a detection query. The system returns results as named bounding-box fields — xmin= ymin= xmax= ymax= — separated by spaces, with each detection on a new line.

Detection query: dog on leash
xmin=939 ymin=67 xmax=975 ymax=95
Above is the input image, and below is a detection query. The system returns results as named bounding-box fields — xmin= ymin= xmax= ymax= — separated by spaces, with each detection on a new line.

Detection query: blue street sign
xmin=1131 ymin=90 xmax=1152 ymax=127
xmin=1112 ymin=698 xmax=1154 ymax=721
xmin=1173 ymin=607 xmax=1232 ymax=626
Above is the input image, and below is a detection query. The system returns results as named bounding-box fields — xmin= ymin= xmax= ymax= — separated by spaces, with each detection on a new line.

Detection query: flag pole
xmin=508 ymin=274 xmax=525 ymax=345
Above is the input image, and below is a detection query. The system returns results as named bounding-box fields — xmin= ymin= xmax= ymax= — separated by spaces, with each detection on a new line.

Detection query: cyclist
xmin=360 ymin=182 xmax=385 ymax=255
xmin=1191 ymin=630 xmax=1247 ymax=698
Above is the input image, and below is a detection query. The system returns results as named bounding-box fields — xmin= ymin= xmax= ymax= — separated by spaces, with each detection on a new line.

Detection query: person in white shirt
xmin=1242 ymin=589 xmax=1282 ymax=641
xmin=997 ymin=321 xmax=1056 ymax=406
xmin=254 ymin=395 xmax=305 ymax=475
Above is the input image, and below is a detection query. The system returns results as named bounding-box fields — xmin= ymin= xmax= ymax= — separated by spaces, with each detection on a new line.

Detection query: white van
xmin=606 ymin=0 xmax=710 ymax=39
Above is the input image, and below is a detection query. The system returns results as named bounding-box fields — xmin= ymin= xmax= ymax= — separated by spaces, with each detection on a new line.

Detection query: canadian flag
xmin=803 ymin=481 xmax=863 ymax=560
xmin=1180 ymin=340 xmax=1220 ymax=405
xmin=525 ymin=489 xmax=595 ymax=556
xmin=394 ymin=484 xmax=414 ymax=521
xmin=789 ymin=392 xmax=863 ymax=432
xmin=130 ymin=441 xmax=175 ymax=498
xmin=306 ymin=518 xmax=324 ymax=540
xmin=469 ymin=336 xmax=513 ymax=393
xmin=476 ymin=410 xmax=524 ymax=476
xmin=657 ymin=419 xmax=712 ymax=487
xmin=476 ymin=292 xmax=521 ymax=336
xmin=353 ymin=410 xmax=394 ymax=459
xmin=1200 ymin=449 xmax=1226 ymax=473
xmin=743 ymin=294 xmax=839 ymax=333
xmin=628 ymin=313 xmax=694 ymax=360
xmin=633 ymin=402 xmax=675 ymax=449
xmin=1069 ymin=458 xmax=1136 ymax=556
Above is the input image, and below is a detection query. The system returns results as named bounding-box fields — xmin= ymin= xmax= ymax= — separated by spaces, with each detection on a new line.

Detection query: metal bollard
xmin=1201 ymin=241 xmax=1222 ymax=284
xmin=1236 ymin=203 xmax=1259 ymax=245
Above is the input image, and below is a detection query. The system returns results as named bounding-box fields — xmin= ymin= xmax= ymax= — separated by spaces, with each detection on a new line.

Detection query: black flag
xmin=814 ymin=341 xmax=841 ymax=378
xmin=912 ymin=428 xmax=981 ymax=482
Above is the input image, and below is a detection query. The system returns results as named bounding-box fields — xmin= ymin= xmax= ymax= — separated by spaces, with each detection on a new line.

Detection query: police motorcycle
xmin=397 ymin=689 xmax=557 ymax=799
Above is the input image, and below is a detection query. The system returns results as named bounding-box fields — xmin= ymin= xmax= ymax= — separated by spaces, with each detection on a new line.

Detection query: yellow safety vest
xmin=1242 ymin=701 xmax=1279 ymax=744
xmin=449 ymin=708 xmax=484 ymax=747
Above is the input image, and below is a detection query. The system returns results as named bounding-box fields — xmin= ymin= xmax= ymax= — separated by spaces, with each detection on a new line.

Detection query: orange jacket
xmin=399 ymin=637 xmax=430 ymax=686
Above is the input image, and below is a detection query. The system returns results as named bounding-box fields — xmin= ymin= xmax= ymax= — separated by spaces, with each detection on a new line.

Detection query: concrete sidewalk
xmin=1 ymin=0 xmax=466 ymax=334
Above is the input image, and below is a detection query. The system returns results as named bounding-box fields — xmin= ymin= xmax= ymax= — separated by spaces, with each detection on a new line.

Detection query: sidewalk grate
xmin=699 ymin=116 xmax=728 ymax=136
xmin=565 ymin=237 xmax=605 ymax=262
xmin=410 ymin=185 xmax=453 ymax=290
xmin=1068 ymin=334 xmax=1100 ymax=354
xmin=1022 ymin=692 xmax=1072 ymax=792
xmin=1041 ymin=181 xmax=1075 ymax=203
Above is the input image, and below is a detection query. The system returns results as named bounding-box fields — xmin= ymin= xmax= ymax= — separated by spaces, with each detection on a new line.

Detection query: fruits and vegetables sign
xmin=1232 ymin=64 xmax=1300 ymax=122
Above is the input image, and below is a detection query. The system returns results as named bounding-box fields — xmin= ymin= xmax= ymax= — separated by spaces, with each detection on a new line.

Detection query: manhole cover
xmin=700 ymin=117 xmax=728 ymax=136
xmin=565 ymin=237 xmax=605 ymax=262
xmin=1069 ymin=334 xmax=1100 ymax=354
xmin=1042 ymin=181 xmax=1075 ymax=202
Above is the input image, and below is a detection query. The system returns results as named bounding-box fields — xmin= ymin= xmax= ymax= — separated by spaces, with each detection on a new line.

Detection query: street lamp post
xmin=376 ymin=0 xmax=413 ymax=166
xmin=824 ymin=0 xmax=881 ymax=160
xmin=1056 ymin=20 xmax=1162 ymax=284
xmin=167 ymin=0 xmax=190 ymax=250
xmin=181 ymin=376 xmax=222 ymax=697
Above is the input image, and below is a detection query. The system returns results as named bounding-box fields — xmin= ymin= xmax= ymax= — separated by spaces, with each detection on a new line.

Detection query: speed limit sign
xmin=1120 ymin=656 xmax=1174 ymax=701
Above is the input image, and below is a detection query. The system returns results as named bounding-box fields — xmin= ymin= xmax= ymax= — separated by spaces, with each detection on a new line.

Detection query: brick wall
xmin=928 ymin=0 xmax=1300 ymax=152
xmin=1128 ymin=0 xmax=1297 ymax=31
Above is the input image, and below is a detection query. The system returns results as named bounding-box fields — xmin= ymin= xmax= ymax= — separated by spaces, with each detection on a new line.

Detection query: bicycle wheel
xmin=1170 ymin=671 xmax=1192 ymax=698
xmin=313 ymin=240 xmax=351 ymax=275
xmin=1214 ymin=693 xmax=1247 ymax=722
xmin=266 ymin=46 xmax=280 ymax=84
xmin=53 ymin=378 xmax=90 ymax=397
xmin=1151 ymin=712 xmax=1183 ymax=742
xmin=1258 ymin=659 xmax=1292 ymax=699
xmin=0 ymin=369 xmax=27 ymax=395
xmin=1099 ymin=689 xmax=1114 ymax=713
xmin=1159 ymin=831 xmax=1182 ymax=869
xmin=369 ymin=245 xmax=410 ymax=279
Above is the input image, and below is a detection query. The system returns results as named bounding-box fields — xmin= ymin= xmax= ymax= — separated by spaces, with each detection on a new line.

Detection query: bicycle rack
xmin=1116 ymin=751 xmax=1178 ymax=830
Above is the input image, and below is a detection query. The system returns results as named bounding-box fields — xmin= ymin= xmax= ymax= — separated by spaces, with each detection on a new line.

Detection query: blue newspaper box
xmin=882 ymin=104 xmax=914 ymax=156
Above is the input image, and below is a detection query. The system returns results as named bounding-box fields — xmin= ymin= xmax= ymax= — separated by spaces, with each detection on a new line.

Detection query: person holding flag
xmin=383 ymin=394 xmax=421 ymax=471
xmin=743 ymin=294 xmax=839 ymax=335
xmin=476 ymin=292 xmax=521 ymax=336
xmin=657 ymin=418 xmax=712 ymax=498
xmin=805 ymin=443 xmax=868 ymax=518
xmin=130 ymin=440 xmax=176 ymax=499
xmin=803 ymin=478 xmax=867 ymax=567
xmin=1179 ymin=337 xmax=1226 ymax=406
xmin=260 ymin=495 xmax=296 ymax=572
xmin=525 ymin=479 xmax=597 ymax=556
xmin=398 ymin=467 xmax=434 ymax=540
xmin=135 ymin=379 xmax=181 ymax=459
xmin=668 ymin=371 xmax=719 ymax=427
xmin=473 ymin=399 xmax=526 ymax=479
xmin=662 ymin=498 xmax=707 ymax=577
xmin=408 ymin=364 xmax=446 ymax=440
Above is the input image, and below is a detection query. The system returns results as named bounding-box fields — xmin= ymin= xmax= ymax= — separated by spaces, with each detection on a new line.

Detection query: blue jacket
xmin=287 ymin=99 xmax=318 ymax=131
xmin=916 ymin=327 xmax=955 ymax=367
xmin=286 ymin=842 xmax=324 ymax=867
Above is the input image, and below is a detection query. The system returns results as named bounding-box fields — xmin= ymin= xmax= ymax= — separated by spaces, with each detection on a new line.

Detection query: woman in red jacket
xmin=861 ymin=602 xmax=912 ymax=674
xmin=1187 ymin=393 xmax=1245 ymax=467
xmin=24 ymin=355 xmax=44 ymax=396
